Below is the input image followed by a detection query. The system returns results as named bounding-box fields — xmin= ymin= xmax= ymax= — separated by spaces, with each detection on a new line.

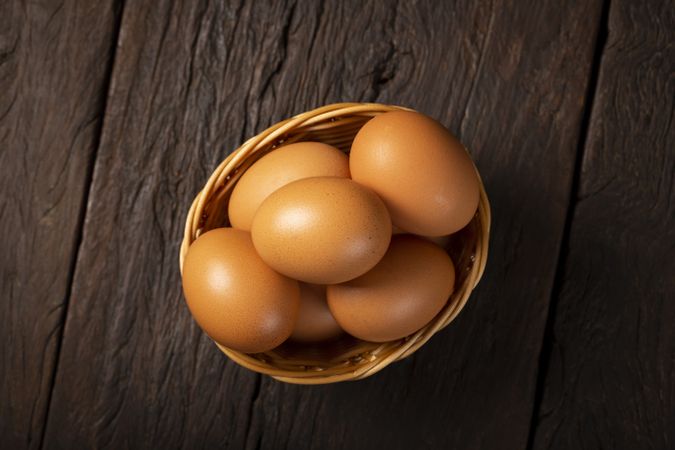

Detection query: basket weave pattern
xmin=180 ymin=103 xmax=490 ymax=384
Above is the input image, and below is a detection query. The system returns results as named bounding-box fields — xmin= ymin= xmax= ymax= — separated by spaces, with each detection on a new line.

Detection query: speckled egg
xmin=181 ymin=227 xmax=300 ymax=353
xmin=251 ymin=177 xmax=392 ymax=284
xmin=327 ymin=234 xmax=455 ymax=342
xmin=289 ymin=283 xmax=344 ymax=343
xmin=350 ymin=110 xmax=480 ymax=236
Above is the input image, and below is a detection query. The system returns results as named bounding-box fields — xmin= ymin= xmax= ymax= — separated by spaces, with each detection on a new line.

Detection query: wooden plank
xmin=531 ymin=1 xmax=675 ymax=448
xmin=43 ymin=0 xmax=603 ymax=448
xmin=0 ymin=1 xmax=121 ymax=448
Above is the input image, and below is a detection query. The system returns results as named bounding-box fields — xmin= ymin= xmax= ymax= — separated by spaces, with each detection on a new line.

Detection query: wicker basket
xmin=179 ymin=103 xmax=490 ymax=384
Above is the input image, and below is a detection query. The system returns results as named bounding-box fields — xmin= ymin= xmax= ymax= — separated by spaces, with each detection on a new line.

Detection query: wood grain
xmin=0 ymin=1 xmax=120 ymax=448
xmin=531 ymin=1 xmax=675 ymax=448
xmin=42 ymin=0 xmax=602 ymax=448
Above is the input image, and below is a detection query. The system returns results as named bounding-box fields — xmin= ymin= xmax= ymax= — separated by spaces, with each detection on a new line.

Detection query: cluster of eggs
xmin=181 ymin=111 xmax=480 ymax=353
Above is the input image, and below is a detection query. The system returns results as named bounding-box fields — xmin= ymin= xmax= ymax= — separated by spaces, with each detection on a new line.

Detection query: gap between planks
xmin=525 ymin=0 xmax=613 ymax=448
xmin=37 ymin=1 xmax=128 ymax=449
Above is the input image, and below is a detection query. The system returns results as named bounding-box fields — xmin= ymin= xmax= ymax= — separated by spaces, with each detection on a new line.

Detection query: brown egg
xmin=228 ymin=141 xmax=350 ymax=230
xmin=350 ymin=110 xmax=480 ymax=236
xmin=327 ymin=235 xmax=455 ymax=342
xmin=289 ymin=283 xmax=343 ymax=342
xmin=251 ymin=177 xmax=392 ymax=284
xmin=182 ymin=227 xmax=300 ymax=353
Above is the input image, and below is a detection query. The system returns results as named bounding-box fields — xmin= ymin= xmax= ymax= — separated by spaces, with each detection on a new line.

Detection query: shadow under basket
xmin=179 ymin=102 xmax=491 ymax=384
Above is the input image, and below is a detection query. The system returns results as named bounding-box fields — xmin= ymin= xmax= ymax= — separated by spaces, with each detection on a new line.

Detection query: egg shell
xmin=289 ymin=283 xmax=344 ymax=343
xmin=350 ymin=110 xmax=480 ymax=236
xmin=182 ymin=227 xmax=300 ymax=353
xmin=327 ymin=234 xmax=455 ymax=342
xmin=228 ymin=141 xmax=350 ymax=230
xmin=251 ymin=177 xmax=392 ymax=284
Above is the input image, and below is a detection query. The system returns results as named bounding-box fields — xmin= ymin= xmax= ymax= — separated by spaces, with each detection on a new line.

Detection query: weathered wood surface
xmin=0 ymin=1 xmax=120 ymax=448
xmin=39 ymin=0 xmax=604 ymax=449
xmin=531 ymin=0 xmax=675 ymax=448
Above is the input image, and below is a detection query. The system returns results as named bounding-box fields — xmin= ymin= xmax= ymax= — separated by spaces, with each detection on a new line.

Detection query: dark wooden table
xmin=2 ymin=1 xmax=673 ymax=449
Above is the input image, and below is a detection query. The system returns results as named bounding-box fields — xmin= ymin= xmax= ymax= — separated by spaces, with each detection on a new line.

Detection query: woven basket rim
xmin=179 ymin=102 xmax=491 ymax=384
